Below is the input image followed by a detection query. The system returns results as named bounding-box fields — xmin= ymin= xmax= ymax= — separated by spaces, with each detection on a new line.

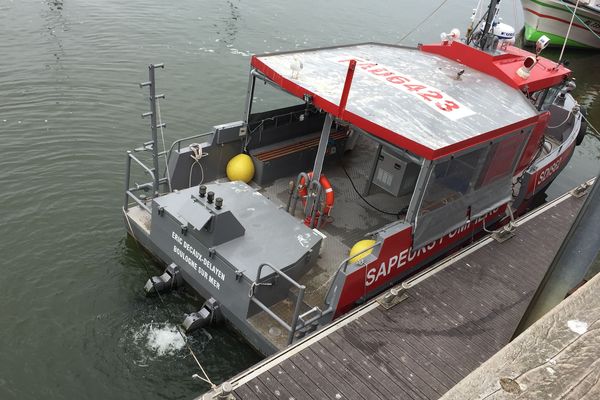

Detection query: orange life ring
xmin=298 ymin=172 xmax=335 ymax=216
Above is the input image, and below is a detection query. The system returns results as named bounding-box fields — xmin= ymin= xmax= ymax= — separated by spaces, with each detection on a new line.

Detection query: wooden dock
xmin=440 ymin=271 xmax=600 ymax=400
xmin=199 ymin=186 xmax=589 ymax=400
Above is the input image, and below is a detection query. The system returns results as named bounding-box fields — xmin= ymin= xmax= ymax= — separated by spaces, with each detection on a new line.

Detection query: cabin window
xmin=412 ymin=129 xmax=529 ymax=249
xmin=419 ymin=148 xmax=487 ymax=214
xmin=532 ymin=86 xmax=561 ymax=111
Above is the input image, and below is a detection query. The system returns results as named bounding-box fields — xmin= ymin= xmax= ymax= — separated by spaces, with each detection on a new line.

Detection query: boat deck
xmin=199 ymin=184 xmax=589 ymax=400
xmin=258 ymin=134 xmax=409 ymax=248
xmin=247 ymin=135 xmax=412 ymax=350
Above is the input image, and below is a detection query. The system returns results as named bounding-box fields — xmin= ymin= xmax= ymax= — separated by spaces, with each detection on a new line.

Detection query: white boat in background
xmin=523 ymin=0 xmax=600 ymax=49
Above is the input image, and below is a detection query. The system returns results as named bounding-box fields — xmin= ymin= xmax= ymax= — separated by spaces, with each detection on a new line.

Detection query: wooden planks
xmin=254 ymin=130 xmax=348 ymax=162
xmin=228 ymin=194 xmax=584 ymax=400
xmin=441 ymin=271 xmax=600 ymax=399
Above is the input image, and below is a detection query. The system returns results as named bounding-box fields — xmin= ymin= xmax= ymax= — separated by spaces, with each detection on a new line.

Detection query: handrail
xmin=287 ymin=172 xmax=310 ymax=215
xmin=287 ymin=171 xmax=326 ymax=228
xmin=323 ymin=240 xmax=382 ymax=307
xmin=124 ymin=151 xmax=158 ymax=211
xmin=305 ymin=179 xmax=324 ymax=228
xmin=249 ymin=263 xmax=306 ymax=345
xmin=125 ymin=191 xmax=151 ymax=213
xmin=128 ymin=152 xmax=157 ymax=182
xmin=163 ymin=131 xmax=214 ymax=169
xmin=340 ymin=240 xmax=382 ymax=273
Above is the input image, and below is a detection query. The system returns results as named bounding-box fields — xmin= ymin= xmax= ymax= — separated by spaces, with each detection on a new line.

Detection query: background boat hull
xmin=523 ymin=0 xmax=600 ymax=49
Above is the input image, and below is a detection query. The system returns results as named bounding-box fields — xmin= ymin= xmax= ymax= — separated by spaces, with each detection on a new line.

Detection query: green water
xmin=0 ymin=1 xmax=598 ymax=399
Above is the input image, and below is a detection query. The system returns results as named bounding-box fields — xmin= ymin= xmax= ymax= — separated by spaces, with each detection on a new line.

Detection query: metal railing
xmin=287 ymin=172 xmax=326 ymax=228
xmin=323 ymin=240 xmax=382 ymax=307
xmin=249 ymin=263 xmax=306 ymax=345
xmin=163 ymin=131 xmax=213 ymax=165
xmin=123 ymin=151 xmax=169 ymax=212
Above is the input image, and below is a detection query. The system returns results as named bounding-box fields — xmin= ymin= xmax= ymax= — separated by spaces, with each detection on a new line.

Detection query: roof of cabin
xmin=251 ymin=43 xmax=540 ymax=160
xmin=420 ymin=41 xmax=572 ymax=93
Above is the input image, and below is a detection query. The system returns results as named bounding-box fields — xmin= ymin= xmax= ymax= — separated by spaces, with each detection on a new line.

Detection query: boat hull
xmin=523 ymin=0 xmax=600 ymax=49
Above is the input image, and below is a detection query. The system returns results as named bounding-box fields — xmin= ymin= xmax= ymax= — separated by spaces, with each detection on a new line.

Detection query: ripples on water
xmin=0 ymin=0 xmax=598 ymax=399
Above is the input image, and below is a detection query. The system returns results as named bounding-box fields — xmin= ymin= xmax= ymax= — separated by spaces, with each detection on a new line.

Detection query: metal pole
xmin=480 ymin=0 xmax=500 ymax=51
xmin=242 ymin=71 xmax=256 ymax=124
xmin=288 ymin=285 xmax=306 ymax=345
xmin=312 ymin=113 xmax=333 ymax=181
xmin=148 ymin=65 xmax=160 ymax=196
xmin=364 ymin=144 xmax=383 ymax=196
xmin=513 ymin=176 xmax=600 ymax=338
xmin=124 ymin=151 xmax=132 ymax=211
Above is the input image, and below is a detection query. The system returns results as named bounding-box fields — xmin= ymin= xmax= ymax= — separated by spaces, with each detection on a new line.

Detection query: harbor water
xmin=0 ymin=1 xmax=598 ymax=399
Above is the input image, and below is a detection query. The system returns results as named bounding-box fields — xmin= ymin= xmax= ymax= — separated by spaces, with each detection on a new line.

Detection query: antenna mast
xmin=139 ymin=63 xmax=165 ymax=197
xmin=480 ymin=0 xmax=500 ymax=51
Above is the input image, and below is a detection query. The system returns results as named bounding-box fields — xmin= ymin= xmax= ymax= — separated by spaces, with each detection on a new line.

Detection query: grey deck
xmin=248 ymin=135 xmax=411 ymax=351
xmin=259 ymin=134 xmax=407 ymax=248
xmin=202 ymin=188 xmax=587 ymax=400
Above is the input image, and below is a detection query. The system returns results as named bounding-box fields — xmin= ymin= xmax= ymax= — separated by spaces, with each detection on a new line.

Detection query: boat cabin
xmin=247 ymin=43 xmax=541 ymax=247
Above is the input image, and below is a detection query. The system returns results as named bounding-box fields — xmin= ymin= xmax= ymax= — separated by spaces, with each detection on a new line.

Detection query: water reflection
xmin=42 ymin=0 xmax=68 ymax=71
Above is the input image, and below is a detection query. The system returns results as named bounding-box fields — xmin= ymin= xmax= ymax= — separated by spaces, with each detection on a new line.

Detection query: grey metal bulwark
xmin=147 ymin=181 xmax=322 ymax=352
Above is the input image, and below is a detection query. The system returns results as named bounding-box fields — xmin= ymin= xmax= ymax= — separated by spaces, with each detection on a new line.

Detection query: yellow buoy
xmin=226 ymin=154 xmax=255 ymax=183
xmin=349 ymin=239 xmax=376 ymax=263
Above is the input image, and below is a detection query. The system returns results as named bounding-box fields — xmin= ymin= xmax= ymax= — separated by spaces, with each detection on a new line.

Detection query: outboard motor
xmin=493 ymin=21 xmax=515 ymax=50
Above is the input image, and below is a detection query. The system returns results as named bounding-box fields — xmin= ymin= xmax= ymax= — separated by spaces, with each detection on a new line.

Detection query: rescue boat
xmin=122 ymin=1 xmax=586 ymax=355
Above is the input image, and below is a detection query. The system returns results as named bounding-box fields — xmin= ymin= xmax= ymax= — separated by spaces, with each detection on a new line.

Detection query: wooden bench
xmin=253 ymin=129 xmax=349 ymax=162
xmin=250 ymin=129 xmax=349 ymax=184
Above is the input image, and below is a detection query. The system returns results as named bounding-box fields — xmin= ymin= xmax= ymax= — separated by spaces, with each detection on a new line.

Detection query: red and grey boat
xmin=122 ymin=1 xmax=586 ymax=355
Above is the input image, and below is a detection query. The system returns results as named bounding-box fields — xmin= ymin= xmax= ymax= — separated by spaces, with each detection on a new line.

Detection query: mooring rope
xmin=547 ymin=109 xmax=574 ymax=129
xmin=122 ymin=207 xmax=217 ymax=389
xmin=398 ymin=0 xmax=450 ymax=43
xmin=557 ymin=0 xmax=600 ymax=41
xmin=581 ymin=112 xmax=600 ymax=137
xmin=558 ymin=0 xmax=582 ymax=63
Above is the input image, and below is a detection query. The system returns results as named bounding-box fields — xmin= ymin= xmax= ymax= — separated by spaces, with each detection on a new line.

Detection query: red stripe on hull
xmin=525 ymin=8 xmax=600 ymax=35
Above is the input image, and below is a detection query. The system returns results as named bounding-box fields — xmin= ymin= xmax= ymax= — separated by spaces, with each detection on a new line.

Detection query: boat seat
xmin=249 ymin=129 xmax=349 ymax=184
xmin=253 ymin=129 xmax=349 ymax=162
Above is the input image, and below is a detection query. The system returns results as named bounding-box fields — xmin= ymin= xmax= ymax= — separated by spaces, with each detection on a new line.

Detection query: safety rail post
xmin=287 ymin=172 xmax=310 ymax=215
xmin=305 ymin=179 xmax=324 ymax=229
xmin=250 ymin=263 xmax=307 ymax=345
xmin=124 ymin=152 xmax=158 ymax=213
xmin=124 ymin=151 xmax=132 ymax=211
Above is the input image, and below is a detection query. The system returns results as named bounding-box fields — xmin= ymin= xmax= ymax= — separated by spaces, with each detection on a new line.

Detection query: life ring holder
xmin=298 ymin=172 xmax=335 ymax=218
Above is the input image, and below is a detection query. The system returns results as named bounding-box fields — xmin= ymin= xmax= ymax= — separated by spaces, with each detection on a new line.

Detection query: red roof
xmin=251 ymin=43 xmax=541 ymax=160
xmin=420 ymin=41 xmax=571 ymax=93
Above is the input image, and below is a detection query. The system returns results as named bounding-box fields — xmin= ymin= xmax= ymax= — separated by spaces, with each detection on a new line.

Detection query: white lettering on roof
xmin=334 ymin=57 xmax=475 ymax=121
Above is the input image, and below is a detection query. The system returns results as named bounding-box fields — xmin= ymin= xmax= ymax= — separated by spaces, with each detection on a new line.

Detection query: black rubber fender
xmin=576 ymin=107 xmax=588 ymax=146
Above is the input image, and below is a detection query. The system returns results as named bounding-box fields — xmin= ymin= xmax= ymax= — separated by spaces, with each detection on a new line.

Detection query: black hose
xmin=338 ymin=158 xmax=407 ymax=219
